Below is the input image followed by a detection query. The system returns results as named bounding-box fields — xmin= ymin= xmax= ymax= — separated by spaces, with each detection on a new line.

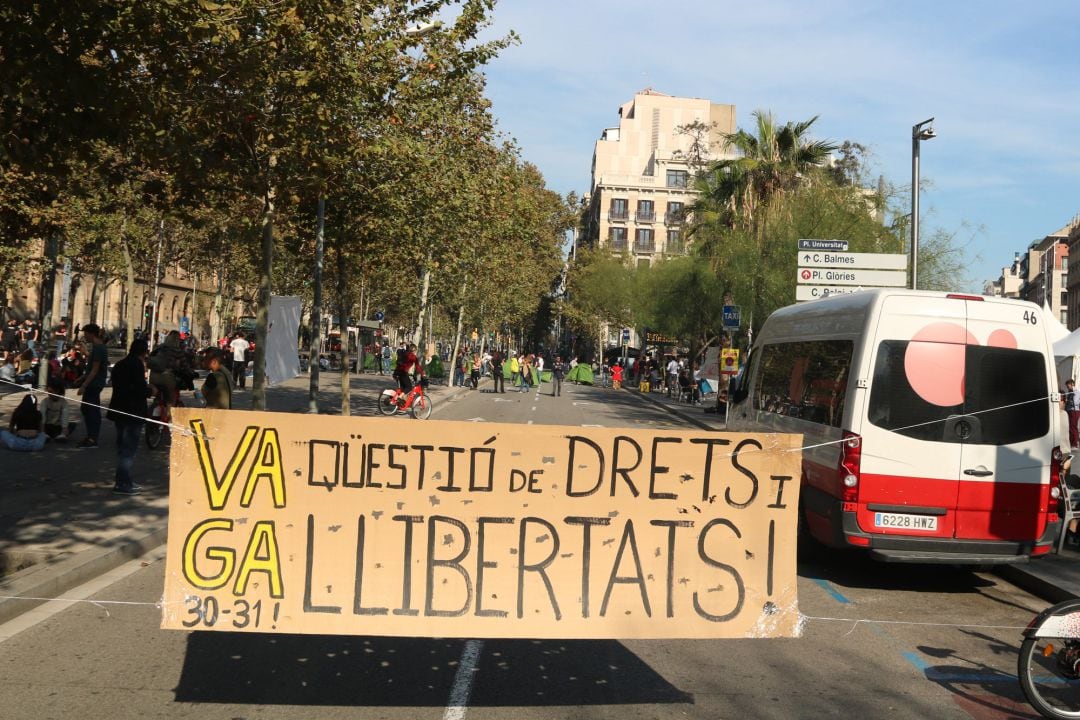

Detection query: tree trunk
xmin=89 ymin=268 xmax=105 ymax=326
xmin=308 ymin=195 xmax=325 ymax=413
xmin=212 ymin=262 xmax=226 ymax=345
xmin=412 ymin=251 xmax=433 ymax=347
xmin=448 ymin=275 xmax=468 ymax=387
xmin=252 ymin=188 xmax=274 ymax=411
xmin=337 ymin=244 xmax=351 ymax=415
xmin=37 ymin=232 xmax=60 ymax=386
xmin=118 ymin=218 xmax=139 ymax=340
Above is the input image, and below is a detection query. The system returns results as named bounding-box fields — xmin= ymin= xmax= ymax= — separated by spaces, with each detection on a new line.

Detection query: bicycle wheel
xmin=145 ymin=404 xmax=165 ymax=448
xmin=1019 ymin=601 xmax=1080 ymax=719
xmin=411 ymin=394 xmax=432 ymax=420
xmin=377 ymin=390 xmax=400 ymax=416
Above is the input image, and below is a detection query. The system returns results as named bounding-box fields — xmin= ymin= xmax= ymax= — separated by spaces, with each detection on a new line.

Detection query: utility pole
xmin=148 ymin=218 xmax=165 ymax=349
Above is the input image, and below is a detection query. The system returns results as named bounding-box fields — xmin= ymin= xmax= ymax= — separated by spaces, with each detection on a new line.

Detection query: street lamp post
xmin=910 ymin=118 xmax=936 ymax=290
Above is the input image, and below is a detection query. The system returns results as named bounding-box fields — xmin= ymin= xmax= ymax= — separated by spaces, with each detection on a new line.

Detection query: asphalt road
xmin=0 ymin=381 xmax=1051 ymax=720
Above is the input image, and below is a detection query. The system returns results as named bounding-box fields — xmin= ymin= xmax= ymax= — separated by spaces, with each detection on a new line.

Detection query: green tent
xmin=566 ymin=363 xmax=594 ymax=385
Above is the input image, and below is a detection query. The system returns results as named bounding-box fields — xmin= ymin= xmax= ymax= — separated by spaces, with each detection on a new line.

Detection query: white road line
xmin=531 ymin=406 xmax=537 ymax=412
xmin=0 ymin=545 xmax=168 ymax=643
xmin=443 ymin=638 xmax=483 ymax=720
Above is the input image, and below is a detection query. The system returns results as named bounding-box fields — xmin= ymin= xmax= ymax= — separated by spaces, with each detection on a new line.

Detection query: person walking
xmin=106 ymin=338 xmax=150 ymax=495
xmin=552 ymin=355 xmax=565 ymax=397
xmin=229 ymin=332 xmax=250 ymax=390
xmin=201 ymin=349 xmax=234 ymax=409
xmin=73 ymin=323 xmax=109 ymax=448
xmin=490 ymin=349 xmax=505 ymax=393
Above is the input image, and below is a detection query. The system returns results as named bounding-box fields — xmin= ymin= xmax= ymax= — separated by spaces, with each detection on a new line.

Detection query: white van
xmin=728 ymin=289 xmax=1062 ymax=564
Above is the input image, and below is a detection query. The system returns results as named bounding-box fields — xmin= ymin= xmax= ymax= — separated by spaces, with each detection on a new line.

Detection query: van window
xmin=753 ymin=340 xmax=852 ymax=427
xmin=868 ymin=341 xmax=1048 ymax=444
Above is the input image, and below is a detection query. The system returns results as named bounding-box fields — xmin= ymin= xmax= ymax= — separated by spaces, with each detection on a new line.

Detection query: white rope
xmin=0 ymin=376 xmax=197 ymax=437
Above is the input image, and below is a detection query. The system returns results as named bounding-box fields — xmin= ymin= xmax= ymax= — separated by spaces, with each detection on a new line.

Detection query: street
xmin=0 ymin=380 xmax=1050 ymax=720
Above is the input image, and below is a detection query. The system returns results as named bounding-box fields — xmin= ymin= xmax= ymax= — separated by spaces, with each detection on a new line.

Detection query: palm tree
xmin=690 ymin=111 xmax=837 ymax=325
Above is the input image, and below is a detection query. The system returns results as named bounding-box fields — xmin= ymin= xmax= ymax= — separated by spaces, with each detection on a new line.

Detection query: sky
xmin=476 ymin=0 xmax=1080 ymax=291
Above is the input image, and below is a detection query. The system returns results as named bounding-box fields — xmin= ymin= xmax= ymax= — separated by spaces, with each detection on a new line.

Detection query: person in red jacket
xmin=395 ymin=343 xmax=423 ymax=393
xmin=611 ymin=362 xmax=624 ymax=390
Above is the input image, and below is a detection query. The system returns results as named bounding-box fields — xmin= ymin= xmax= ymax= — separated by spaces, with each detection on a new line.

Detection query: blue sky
xmin=477 ymin=0 xmax=1080 ymax=290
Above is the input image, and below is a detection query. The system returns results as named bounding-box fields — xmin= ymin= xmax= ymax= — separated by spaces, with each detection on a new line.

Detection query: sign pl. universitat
xmin=162 ymin=409 xmax=804 ymax=639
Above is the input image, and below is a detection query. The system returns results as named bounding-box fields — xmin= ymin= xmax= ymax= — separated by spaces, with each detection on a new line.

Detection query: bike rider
xmin=394 ymin=343 xmax=424 ymax=395
xmin=148 ymin=330 xmax=187 ymax=405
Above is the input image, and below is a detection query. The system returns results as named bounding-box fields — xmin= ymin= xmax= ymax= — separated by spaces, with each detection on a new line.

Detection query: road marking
xmin=494 ymin=398 xmax=514 ymax=403
xmin=465 ymin=417 xmax=486 ymax=422
xmin=0 ymin=545 xmax=168 ymax=643
xmin=902 ymin=651 xmax=1015 ymax=683
xmin=581 ymin=423 xmax=604 ymax=428
xmin=810 ymin=577 xmax=852 ymax=604
xmin=531 ymin=406 xmax=537 ymax=412
xmin=443 ymin=639 xmax=483 ymax=720
xmin=527 ymin=420 xmax=534 ymax=425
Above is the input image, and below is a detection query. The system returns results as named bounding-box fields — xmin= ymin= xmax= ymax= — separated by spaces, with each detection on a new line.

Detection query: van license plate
xmin=874 ymin=512 xmax=938 ymax=531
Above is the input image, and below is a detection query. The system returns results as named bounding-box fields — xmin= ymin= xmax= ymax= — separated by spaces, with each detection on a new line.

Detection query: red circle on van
xmin=904 ymin=322 xmax=976 ymax=407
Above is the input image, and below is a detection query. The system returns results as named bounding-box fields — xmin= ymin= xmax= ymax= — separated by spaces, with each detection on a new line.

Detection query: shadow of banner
xmin=174 ymin=633 xmax=693 ymax=707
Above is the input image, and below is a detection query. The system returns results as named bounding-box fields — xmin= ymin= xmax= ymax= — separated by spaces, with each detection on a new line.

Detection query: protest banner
xmin=162 ymin=409 xmax=803 ymax=639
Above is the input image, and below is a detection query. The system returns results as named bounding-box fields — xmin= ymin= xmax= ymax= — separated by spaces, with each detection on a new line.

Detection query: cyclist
xmin=395 ymin=343 xmax=423 ymax=394
xmin=148 ymin=330 xmax=186 ymax=406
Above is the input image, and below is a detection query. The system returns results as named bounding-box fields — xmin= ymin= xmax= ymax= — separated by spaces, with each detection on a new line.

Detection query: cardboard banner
xmin=162 ymin=409 xmax=803 ymax=639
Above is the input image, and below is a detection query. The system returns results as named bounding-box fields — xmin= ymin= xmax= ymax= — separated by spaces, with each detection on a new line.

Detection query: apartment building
xmin=1018 ymin=224 xmax=1071 ymax=326
xmin=983 ymin=253 xmax=1023 ymax=298
xmin=583 ymin=89 xmax=735 ymax=265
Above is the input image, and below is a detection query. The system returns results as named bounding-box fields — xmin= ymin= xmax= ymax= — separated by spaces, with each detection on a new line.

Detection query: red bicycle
xmin=146 ymin=387 xmax=182 ymax=448
xmin=377 ymin=377 xmax=432 ymax=419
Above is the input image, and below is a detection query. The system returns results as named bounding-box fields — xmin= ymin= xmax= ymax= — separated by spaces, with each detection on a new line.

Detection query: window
xmin=753 ymin=340 xmax=852 ymax=427
xmin=635 ymin=228 xmax=655 ymax=253
xmin=867 ymin=341 xmax=1048 ymax=444
xmin=608 ymin=226 xmax=628 ymax=250
xmin=666 ymin=229 xmax=683 ymax=253
xmin=636 ymin=200 xmax=655 ymax=222
xmin=666 ymin=201 xmax=684 ymax=224
xmin=609 ymin=198 xmax=628 ymax=221
xmin=666 ymin=170 xmax=688 ymax=188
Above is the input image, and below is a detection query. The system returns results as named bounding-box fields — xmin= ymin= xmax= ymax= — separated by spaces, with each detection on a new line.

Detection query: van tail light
xmin=1050 ymin=447 xmax=1064 ymax=514
xmin=839 ymin=431 xmax=862 ymax=503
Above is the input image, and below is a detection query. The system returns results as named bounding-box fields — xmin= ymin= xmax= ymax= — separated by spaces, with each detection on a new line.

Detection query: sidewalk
xmin=0 ymin=370 xmax=467 ymax=625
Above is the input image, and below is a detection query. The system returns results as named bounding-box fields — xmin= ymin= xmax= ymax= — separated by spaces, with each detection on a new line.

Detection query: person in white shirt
xmin=666 ymin=357 xmax=679 ymax=394
xmin=0 ymin=352 xmax=15 ymax=384
xmin=229 ymin=332 xmax=251 ymax=390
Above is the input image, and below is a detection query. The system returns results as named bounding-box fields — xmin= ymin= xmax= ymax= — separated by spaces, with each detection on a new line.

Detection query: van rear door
xmin=859 ymin=295 xmax=967 ymax=539
xmin=956 ymin=299 xmax=1051 ymax=542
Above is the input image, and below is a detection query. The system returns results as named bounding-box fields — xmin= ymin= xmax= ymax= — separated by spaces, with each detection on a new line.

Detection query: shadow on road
xmin=174 ymin=633 xmax=692 ymax=707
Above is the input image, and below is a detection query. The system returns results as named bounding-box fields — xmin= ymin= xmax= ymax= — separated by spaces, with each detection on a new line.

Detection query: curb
xmin=995 ymin=564 xmax=1079 ymax=604
xmin=624 ymin=388 xmax=722 ymax=431
xmin=0 ymin=522 xmax=168 ymax=626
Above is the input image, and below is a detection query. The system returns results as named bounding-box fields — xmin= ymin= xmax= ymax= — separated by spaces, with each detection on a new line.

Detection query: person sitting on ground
xmin=14 ymin=348 xmax=36 ymax=385
xmin=0 ymin=351 xmax=16 ymax=385
xmin=0 ymin=394 xmax=45 ymax=451
xmin=40 ymin=377 xmax=77 ymax=441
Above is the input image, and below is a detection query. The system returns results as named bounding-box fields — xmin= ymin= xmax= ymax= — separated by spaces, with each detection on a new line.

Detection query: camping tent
xmin=1051 ymin=312 xmax=1079 ymax=389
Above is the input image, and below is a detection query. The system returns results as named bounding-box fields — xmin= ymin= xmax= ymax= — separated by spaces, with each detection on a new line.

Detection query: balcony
xmin=635 ymin=210 xmax=655 ymax=223
xmin=608 ymin=210 xmax=629 ymax=222
xmin=610 ymin=239 xmax=628 ymax=252
xmin=634 ymin=241 xmax=656 ymax=254
xmin=664 ymin=212 xmax=685 ymax=226
xmin=665 ymin=241 xmax=686 ymax=255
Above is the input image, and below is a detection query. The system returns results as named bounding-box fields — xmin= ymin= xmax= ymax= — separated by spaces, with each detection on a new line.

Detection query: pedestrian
xmin=519 ymin=353 xmax=533 ymax=392
xmin=201 ymin=349 xmax=234 ymax=409
xmin=2 ymin=319 xmax=18 ymax=353
xmin=470 ymin=352 xmax=481 ymax=390
xmin=490 ymin=349 xmax=505 ymax=393
xmin=21 ymin=317 xmax=40 ymax=356
xmin=229 ymin=332 xmax=250 ymax=390
xmin=535 ymin=354 xmax=545 ymax=383
xmin=54 ymin=321 xmax=68 ymax=355
xmin=380 ymin=342 xmax=391 ymax=375
xmin=107 ymin=338 xmax=150 ymax=495
xmin=552 ymin=355 xmax=565 ymax=397
xmin=1065 ymin=379 xmax=1080 ymax=449
xmin=73 ymin=323 xmax=108 ymax=448
xmin=41 ymin=377 xmax=77 ymax=441
xmin=509 ymin=351 xmax=520 ymax=390
xmin=0 ymin=394 xmax=45 ymax=451
xmin=611 ymin=362 xmax=624 ymax=390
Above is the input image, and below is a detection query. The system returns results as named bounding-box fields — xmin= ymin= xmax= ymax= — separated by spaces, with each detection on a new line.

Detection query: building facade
xmin=3 ymin=244 xmax=251 ymax=346
xmin=1018 ymin=224 xmax=1071 ymax=326
xmin=583 ymin=89 xmax=736 ymax=266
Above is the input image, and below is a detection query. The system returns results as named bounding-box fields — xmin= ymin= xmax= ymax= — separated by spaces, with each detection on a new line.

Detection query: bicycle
xmin=145 ymin=386 xmax=182 ymax=449
xmin=1018 ymin=598 xmax=1080 ymax=719
xmin=376 ymin=377 xmax=432 ymax=419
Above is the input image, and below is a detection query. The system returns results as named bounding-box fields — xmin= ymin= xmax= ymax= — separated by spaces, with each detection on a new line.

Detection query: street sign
xmin=374 ymin=311 xmax=384 ymax=322
xmin=621 ymin=328 xmax=631 ymax=344
xmin=179 ymin=316 xmax=190 ymax=334
xmin=795 ymin=285 xmax=864 ymax=302
xmin=796 ymin=268 xmax=907 ymax=287
xmin=722 ymin=305 xmax=741 ymax=329
xmin=798 ymin=239 xmax=849 ymax=252
xmin=721 ymin=348 xmax=740 ymax=375
xmin=797 ymin=251 xmax=907 ymax=271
